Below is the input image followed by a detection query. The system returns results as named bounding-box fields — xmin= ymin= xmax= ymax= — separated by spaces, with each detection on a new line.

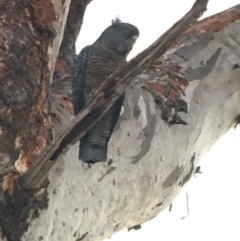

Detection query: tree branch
xmin=49 ymin=0 xmax=92 ymax=137
xmin=21 ymin=5 xmax=240 ymax=240
xmin=60 ymin=0 xmax=93 ymax=53
xmin=51 ymin=0 xmax=92 ymax=92
xmin=20 ymin=0 xmax=209 ymax=190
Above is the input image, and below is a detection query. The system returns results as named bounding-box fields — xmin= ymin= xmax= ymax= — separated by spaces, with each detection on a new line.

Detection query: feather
xmin=72 ymin=21 xmax=139 ymax=163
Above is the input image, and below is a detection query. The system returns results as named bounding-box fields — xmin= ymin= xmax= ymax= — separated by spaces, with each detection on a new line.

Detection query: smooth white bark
xmin=22 ymin=13 xmax=240 ymax=241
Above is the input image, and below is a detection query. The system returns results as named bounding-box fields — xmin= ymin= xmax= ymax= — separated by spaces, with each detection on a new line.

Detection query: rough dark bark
xmin=0 ymin=0 xmax=91 ymax=240
xmin=0 ymin=0 xmax=59 ymax=180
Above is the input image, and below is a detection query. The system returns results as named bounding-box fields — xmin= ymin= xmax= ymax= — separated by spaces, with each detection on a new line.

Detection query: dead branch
xmin=19 ymin=0 xmax=209 ymax=190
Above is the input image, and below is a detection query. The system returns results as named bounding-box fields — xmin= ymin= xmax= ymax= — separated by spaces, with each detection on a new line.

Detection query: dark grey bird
xmin=72 ymin=18 xmax=139 ymax=164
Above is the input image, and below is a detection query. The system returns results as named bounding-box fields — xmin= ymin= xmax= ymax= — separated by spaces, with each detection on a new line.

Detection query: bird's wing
xmin=106 ymin=62 xmax=126 ymax=141
xmin=72 ymin=45 xmax=91 ymax=115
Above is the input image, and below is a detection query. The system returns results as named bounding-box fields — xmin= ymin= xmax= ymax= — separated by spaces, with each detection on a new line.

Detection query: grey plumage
xmin=73 ymin=18 xmax=139 ymax=163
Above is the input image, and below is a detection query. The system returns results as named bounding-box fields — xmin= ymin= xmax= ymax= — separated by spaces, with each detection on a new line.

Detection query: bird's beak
xmin=131 ymin=35 xmax=138 ymax=45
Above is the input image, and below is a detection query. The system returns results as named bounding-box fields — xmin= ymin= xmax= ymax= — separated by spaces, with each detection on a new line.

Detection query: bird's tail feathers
xmin=79 ymin=138 xmax=108 ymax=164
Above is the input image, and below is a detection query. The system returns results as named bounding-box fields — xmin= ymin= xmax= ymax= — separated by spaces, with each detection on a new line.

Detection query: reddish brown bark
xmin=0 ymin=0 xmax=56 ymax=179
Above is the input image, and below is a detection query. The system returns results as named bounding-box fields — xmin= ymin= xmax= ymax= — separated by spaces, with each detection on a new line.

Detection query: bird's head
xmin=97 ymin=18 xmax=139 ymax=56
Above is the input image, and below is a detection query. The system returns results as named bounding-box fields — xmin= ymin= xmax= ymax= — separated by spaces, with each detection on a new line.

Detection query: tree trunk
xmin=0 ymin=0 xmax=71 ymax=178
xmin=1 ymin=1 xmax=240 ymax=241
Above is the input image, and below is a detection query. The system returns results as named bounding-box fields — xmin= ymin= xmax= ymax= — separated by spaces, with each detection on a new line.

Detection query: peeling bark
xmin=0 ymin=0 xmax=72 ymax=240
xmin=0 ymin=0 xmax=71 ymax=176
xmin=0 ymin=1 xmax=240 ymax=241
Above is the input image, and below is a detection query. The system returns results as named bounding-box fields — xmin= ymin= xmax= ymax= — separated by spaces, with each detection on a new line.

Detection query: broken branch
xmin=20 ymin=0 xmax=209 ymax=189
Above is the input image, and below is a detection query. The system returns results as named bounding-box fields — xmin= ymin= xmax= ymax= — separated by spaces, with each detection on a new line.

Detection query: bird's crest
xmin=112 ymin=17 xmax=122 ymax=27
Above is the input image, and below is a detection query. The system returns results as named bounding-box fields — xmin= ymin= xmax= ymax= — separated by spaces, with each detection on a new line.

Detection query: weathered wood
xmin=20 ymin=0 xmax=209 ymax=190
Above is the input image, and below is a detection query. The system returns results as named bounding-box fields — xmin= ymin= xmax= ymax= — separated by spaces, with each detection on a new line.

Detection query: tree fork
xmin=2 ymin=1 xmax=240 ymax=241
xmin=20 ymin=0 xmax=209 ymax=190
